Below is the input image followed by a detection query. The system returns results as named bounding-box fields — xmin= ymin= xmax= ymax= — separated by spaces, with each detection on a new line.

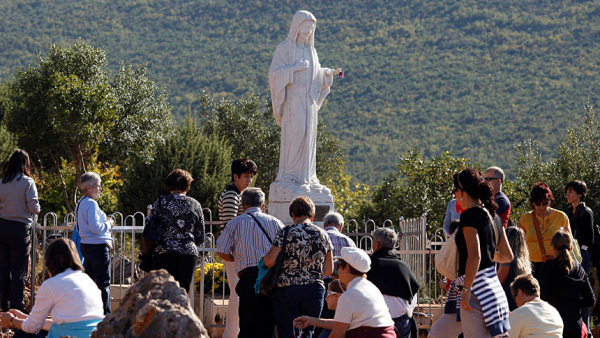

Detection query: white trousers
xmin=222 ymin=260 xmax=240 ymax=338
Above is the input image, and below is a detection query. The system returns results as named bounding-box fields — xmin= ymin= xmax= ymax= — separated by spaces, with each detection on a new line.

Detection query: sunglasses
xmin=326 ymin=290 xmax=340 ymax=296
xmin=534 ymin=201 xmax=549 ymax=207
xmin=484 ymin=177 xmax=499 ymax=181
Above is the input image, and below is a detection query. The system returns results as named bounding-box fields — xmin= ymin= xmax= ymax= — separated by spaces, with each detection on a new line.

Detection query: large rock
xmin=94 ymin=269 xmax=209 ymax=338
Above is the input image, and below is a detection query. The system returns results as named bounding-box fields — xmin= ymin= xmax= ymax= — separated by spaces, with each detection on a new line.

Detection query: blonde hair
xmin=551 ymin=230 xmax=574 ymax=274
xmin=506 ymin=227 xmax=532 ymax=276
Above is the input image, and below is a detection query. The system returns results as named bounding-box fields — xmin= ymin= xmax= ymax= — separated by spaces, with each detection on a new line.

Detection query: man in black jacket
xmin=367 ymin=228 xmax=420 ymax=338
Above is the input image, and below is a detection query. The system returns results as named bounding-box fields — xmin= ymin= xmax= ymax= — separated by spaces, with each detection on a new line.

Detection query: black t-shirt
xmin=456 ymin=206 xmax=496 ymax=276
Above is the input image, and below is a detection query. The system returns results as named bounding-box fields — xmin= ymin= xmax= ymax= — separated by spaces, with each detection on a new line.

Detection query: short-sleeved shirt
xmin=218 ymin=184 xmax=243 ymax=228
xmin=495 ymin=192 xmax=511 ymax=227
xmin=519 ymin=209 xmax=569 ymax=263
xmin=273 ymin=222 xmax=333 ymax=287
xmin=334 ymin=277 xmax=395 ymax=330
xmin=456 ymin=206 xmax=495 ymax=276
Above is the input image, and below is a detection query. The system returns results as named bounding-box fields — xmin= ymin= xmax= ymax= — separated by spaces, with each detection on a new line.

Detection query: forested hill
xmin=2 ymin=0 xmax=600 ymax=184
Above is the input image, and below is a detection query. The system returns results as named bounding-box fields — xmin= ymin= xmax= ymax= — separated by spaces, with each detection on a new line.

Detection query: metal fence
xmin=30 ymin=211 xmax=447 ymax=335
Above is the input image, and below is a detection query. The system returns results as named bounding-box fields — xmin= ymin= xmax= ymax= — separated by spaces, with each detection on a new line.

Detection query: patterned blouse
xmin=273 ymin=222 xmax=333 ymax=287
xmin=149 ymin=193 xmax=205 ymax=256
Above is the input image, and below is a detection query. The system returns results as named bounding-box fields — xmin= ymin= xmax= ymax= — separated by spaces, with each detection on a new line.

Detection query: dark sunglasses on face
xmin=484 ymin=177 xmax=498 ymax=181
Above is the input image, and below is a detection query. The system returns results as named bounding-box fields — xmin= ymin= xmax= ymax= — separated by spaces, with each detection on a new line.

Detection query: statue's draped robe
xmin=269 ymin=11 xmax=334 ymax=186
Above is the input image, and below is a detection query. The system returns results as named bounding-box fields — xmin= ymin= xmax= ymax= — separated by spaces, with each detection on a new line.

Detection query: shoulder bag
xmin=435 ymin=231 xmax=459 ymax=280
xmin=531 ymin=211 xmax=553 ymax=263
xmin=259 ymin=226 xmax=291 ymax=297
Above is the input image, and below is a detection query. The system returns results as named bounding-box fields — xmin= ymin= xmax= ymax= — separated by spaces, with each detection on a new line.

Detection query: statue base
xmin=268 ymin=180 xmax=334 ymax=226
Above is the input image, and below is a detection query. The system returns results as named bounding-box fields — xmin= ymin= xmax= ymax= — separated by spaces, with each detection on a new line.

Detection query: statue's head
xmin=288 ymin=10 xmax=317 ymax=43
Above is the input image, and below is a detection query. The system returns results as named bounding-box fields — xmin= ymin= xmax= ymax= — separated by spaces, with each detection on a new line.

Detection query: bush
xmin=119 ymin=116 xmax=231 ymax=216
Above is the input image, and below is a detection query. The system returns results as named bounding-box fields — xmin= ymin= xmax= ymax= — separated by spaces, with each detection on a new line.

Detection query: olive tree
xmin=6 ymin=41 xmax=172 ymax=210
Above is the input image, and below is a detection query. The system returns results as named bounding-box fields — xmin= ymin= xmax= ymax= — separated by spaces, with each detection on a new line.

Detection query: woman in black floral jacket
xmin=147 ymin=169 xmax=205 ymax=292
xmin=265 ymin=196 xmax=334 ymax=338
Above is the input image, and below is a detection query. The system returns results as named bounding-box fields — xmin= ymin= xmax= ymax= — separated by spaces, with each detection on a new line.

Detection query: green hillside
xmin=1 ymin=0 xmax=599 ymax=184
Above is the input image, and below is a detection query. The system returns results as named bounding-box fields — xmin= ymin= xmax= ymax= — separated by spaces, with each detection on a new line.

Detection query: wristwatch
xmin=458 ymin=285 xmax=471 ymax=292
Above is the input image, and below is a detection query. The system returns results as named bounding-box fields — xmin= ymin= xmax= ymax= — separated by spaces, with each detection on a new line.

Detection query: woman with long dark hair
xmin=540 ymin=230 xmax=594 ymax=338
xmin=452 ymin=169 xmax=513 ymax=338
xmin=0 ymin=149 xmax=40 ymax=311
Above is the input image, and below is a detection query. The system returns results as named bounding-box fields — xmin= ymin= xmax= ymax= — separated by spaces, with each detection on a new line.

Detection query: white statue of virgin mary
xmin=269 ymin=10 xmax=341 ymax=200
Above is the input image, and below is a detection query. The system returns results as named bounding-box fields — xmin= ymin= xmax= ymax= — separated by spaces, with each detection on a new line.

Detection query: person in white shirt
xmin=508 ymin=274 xmax=563 ymax=338
xmin=294 ymin=247 xmax=396 ymax=338
xmin=0 ymin=238 xmax=104 ymax=338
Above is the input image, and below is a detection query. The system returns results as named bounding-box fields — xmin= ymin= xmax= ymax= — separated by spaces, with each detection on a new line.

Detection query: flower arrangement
xmin=194 ymin=262 xmax=229 ymax=295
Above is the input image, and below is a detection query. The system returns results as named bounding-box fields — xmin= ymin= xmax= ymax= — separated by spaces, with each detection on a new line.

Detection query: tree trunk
xmin=49 ymin=149 xmax=74 ymax=212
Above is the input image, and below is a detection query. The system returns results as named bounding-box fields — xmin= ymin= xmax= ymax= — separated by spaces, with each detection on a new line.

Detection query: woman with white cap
xmin=294 ymin=247 xmax=397 ymax=338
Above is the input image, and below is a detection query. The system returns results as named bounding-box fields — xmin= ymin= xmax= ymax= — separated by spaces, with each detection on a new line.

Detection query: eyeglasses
xmin=451 ymin=187 xmax=458 ymax=195
xmin=534 ymin=201 xmax=549 ymax=207
xmin=484 ymin=177 xmax=499 ymax=181
xmin=326 ymin=290 xmax=340 ymax=296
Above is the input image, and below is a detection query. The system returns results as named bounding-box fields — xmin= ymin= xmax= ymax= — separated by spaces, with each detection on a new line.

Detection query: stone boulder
xmin=94 ymin=269 xmax=209 ymax=338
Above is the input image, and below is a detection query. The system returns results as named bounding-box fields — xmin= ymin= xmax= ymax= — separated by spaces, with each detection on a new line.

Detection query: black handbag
xmin=139 ymin=206 xmax=162 ymax=272
xmin=260 ymin=226 xmax=290 ymax=297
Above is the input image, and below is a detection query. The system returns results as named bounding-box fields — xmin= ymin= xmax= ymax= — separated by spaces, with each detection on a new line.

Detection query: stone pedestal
xmin=268 ymin=180 xmax=334 ymax=225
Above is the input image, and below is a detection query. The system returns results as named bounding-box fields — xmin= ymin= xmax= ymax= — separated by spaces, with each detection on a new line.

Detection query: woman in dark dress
xmin=540 ymin=230 xmax=595 ymax=338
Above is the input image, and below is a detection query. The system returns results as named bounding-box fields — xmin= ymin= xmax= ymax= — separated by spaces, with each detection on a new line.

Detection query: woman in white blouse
xmin=0 ymin=238 xmax=104 ymax=338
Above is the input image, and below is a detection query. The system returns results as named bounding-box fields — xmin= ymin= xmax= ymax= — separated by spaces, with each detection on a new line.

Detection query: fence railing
xmin=30 ymin=210 xmax=447 ymax=334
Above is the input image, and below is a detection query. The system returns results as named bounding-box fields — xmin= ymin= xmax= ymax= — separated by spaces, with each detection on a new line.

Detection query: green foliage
xmin=0 ymin=125 xmax=18 ymax=165
xmin=36 ymin=158 xmax=123 ymax=220
xmin=2 ymin=0 xmax=600 ymax=183
xmin=195 ymin=93 xmax=347 ymax=199
xmin=6 ymin=40 xmax=172 ymax=210
xmin=197 ymin=93 xmax=280 ymax=194
xmin=512 ymin=102 xmax=600 ymax=221
xmin=119 ymin=116 xmax=231 ymax=215
xmin=361 ymin=149 xmax=476 ymax=231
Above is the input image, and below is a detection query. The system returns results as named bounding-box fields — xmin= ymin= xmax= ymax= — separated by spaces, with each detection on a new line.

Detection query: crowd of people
xmin=435 ymin=166 xmax=598 ymax=338
xmin=0 ymin=149 xmax=599 ymax=338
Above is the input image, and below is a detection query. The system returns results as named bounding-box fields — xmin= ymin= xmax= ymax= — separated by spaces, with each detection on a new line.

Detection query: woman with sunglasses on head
xmin=518 ymin=182 xmax=570 ymax=280
xmin=452 ymin=169 xmax=513 ymax=338
xmin=539 ymin=230 xmax=594 ymax=338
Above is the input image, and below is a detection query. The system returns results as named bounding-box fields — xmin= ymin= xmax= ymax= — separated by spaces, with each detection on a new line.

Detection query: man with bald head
xmin=484 ymin=166 xmax=511 ymax=227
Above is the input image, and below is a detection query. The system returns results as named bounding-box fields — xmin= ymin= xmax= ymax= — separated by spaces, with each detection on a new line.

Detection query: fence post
xmin=31 ymin=213 xmax=38 ymax=305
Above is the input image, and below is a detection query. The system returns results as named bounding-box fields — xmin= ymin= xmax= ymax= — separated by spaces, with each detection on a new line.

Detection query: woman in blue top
xmin=76 ymin=172 xmax=114 ymax=315
xmin=0 ymin=149 xmax=41 ymax=312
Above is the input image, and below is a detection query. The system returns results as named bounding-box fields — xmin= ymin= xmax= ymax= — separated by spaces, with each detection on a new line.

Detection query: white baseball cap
xmin=334 ymin=247 xmax=371 ymax=273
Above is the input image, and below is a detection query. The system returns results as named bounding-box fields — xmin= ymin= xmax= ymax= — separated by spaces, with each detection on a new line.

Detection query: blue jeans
xmin=80 ymin=243 xmax=111 ymax=314
xmin=273 ymin=282 xmax=325 ymax=338
xmin=394 ymin=315 xmax=411 ymax=338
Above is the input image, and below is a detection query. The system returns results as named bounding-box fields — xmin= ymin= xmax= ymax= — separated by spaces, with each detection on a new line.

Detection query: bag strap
xmin=248 ymin=212 xmax=273 ymax=245
xmin=531 ymin=211 xmax=547 ymax=257
xmin=74 ymin=196 xmax=89 ymax=234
